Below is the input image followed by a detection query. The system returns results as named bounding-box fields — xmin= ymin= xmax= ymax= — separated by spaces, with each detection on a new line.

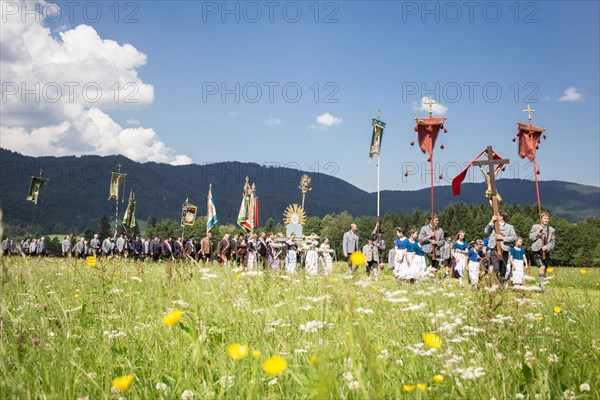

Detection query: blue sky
xmin=2 ymin=1 xmax=598 ymax=192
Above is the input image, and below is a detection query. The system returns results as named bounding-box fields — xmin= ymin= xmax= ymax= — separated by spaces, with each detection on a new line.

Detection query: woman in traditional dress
xmin=267 ymin=233 xmax=282 ymax=270
xmin=452 ymin=231 xmax=469 ymax=285
xmin=303 ymin=234 xmax=319 ymax=275
xmin=319 ymin=237 xmax=334 ymax=274
xmin=394 ymin=228 xmax=409 ymax=280
xmin=466 ymin=240 xmax=485 ymax=285
xmin=509 ymin=237 xmax=528 ymax=286
xmin=284 ymin=233 xmax=298 ymax=273
xmin=405 ymin=229 xmax=418 ymax=281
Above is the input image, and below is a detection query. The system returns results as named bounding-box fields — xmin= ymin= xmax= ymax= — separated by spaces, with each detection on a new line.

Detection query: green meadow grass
xmin=0 ymin=257 xmax=598 ymax=399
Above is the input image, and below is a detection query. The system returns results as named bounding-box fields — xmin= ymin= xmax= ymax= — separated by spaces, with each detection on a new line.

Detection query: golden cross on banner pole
xmin=523 ymin=105 xmax=535 ymax=122
xmin=423 ymin=98 xmax=437 ymax=117
xmin=116 ymin=163 xmax=122 ymax=173
xmin=377 ymin=108 xmax=381 ymax=119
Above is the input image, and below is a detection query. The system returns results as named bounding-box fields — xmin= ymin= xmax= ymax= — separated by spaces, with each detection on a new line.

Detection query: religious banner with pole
xmin=512 ymin=105 xmax=547 ymax=218
xmin=181 ymin=198 xmax=198 ymax=227
xmin=122 ymin=190 xmax=137 ymax=234
xmin=108 ymin=163 xmax=127 ymax=237
xmin=26 ymin=171 xmax=49 ymax=206
xmin=207 ymin=184 xmax=218 ymax=233
xmin=451 ymin=146 xmax=510 ymax=259
xmin=370 ymin=111 xmax=386 ymax=237
xmin=179 ymin=197 xmax=197 ymax=241
xmin=26 ymin=169 xmax=49 ymax=224
xmin=237 ymin=177 xmax=258 ymax=233
xmin=411 ymin=98 xmax=447 ymax=256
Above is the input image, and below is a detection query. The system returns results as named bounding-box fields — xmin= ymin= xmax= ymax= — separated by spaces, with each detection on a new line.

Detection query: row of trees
xmin=3 ymin=203 xmax=599 ymax=266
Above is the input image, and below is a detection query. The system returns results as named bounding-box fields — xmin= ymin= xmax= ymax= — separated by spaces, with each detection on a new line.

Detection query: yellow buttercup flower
xmin=162 ymin=309 xmax=182 ymax=327
xmin=553 ymin=305 xmax=561 ymax=314
xmin=546 ymin=267 xmax=554 ymax=273
xmin=73 ymin=294 xmax=79 ymax=299
xmin=111 ymin=374 xmax=135 ymax=392
xmin=416 ymin=383 xmax=427 ymax=391
xmin=309 ymin=355 xmax=318 ymax=365
xmin=86 ymin=256 xmax=96 ymax=266
xmin=403 ymin=384 xmax=415 ymax=393
xmin=537 ymin=315 xmax=544 ymax=321
xmin=349 ymin=251 xmax=366 ymax=266
xmin=423 ymin=332 xmax=442 ymax=349
xmin=433 ymin=375 xmax=444 ymax=383
xmin=227 ymin=343 xmax=249 ymax=360
xmin=263 ymin=355 xmax=287 ymax=376
xmin=252 ymin=350 xmax=261 ymax=359
xmin=236 ymin=273 xmax=241 ymax=279
xmin=579 ymin=268 xmax=587 ymax=275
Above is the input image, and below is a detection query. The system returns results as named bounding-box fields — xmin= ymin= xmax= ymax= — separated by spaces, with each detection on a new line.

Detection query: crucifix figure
xmin=473 ymin=146 xmax=510 ymax=259
xmin=423 ymin=98 xmax=437 ymax=117
xmin=478 ymin=165 xmax=503 ymax=204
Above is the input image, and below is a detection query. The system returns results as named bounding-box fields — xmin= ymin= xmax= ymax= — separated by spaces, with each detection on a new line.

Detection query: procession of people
xmin=3 ymin=208 xmax=555 ymax=292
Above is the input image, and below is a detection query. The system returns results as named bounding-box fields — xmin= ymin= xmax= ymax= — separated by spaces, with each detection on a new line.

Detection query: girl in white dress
xmin=319 ymin=237 xmax=334 ymax=274
xmin=394 ymin=228 xmax=409 ymax=280
xmin=509 ymin=237 xmax=528 ymax=285
xmin=451 ymin=231 xmax=468 ymax=285
xmin=284 ymin=233 xmax=298 ymax=273
xmin=303 ymin=235 xmax=319 ymax=276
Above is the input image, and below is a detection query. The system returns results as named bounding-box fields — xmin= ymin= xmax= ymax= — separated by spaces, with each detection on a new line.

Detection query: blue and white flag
xmin=207 ymin=184 xmax=218 ymax=233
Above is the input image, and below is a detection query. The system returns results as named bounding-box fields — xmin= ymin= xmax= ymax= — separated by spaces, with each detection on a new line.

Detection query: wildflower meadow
xmin=1 ymin=258 xmax=598 ymax=399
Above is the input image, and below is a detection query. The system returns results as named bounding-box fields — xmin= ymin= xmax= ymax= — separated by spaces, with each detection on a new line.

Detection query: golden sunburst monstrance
xmin=283 ymin=204 xmax=306 ymax=226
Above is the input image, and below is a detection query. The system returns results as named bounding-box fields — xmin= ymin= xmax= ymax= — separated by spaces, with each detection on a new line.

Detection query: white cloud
xmin=228 ymin=111 xmax=239 ymax=117
xmin=126 ymin=118 xmax=141 ymax=126
xmin=411 ymin=97 xmax=448 ymax=116
xmin=558 ymin=86 xmax=584 ymax=102
xmin=312 ymin=112 xmax=343 ymax=130
xmin=264 ymin=116 xmax=281 ymax=126
xmin=0 ymin=1 xmax=190 ymax=165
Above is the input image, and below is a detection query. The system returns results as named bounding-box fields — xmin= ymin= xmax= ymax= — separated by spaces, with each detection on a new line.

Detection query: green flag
xmin=369 ymin=118 xmax=386 ymax=158
xmin=109 ymin=172 xmax=127 ymax=200
xmin=26 ymin=176 xmax=49 ymax=205
xmin=122 ymin=191 xmax=136 ymax=231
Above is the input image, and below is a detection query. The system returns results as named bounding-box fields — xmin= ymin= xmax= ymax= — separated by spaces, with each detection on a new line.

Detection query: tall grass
xmin=1 ymin=257 xmax=598 ymax=399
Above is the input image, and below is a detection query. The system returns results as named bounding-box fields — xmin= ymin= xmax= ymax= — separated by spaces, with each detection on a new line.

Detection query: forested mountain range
xmin=0 ymin=148 xmax=598 ymax=233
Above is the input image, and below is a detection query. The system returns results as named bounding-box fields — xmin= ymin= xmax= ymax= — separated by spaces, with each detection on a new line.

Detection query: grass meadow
xmin=0 ymin=257 xmax=598 ymax=399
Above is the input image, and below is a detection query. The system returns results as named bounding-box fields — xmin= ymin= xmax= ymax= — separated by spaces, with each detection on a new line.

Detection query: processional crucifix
xmin=472 ymin=146 xmax=510 ymax=259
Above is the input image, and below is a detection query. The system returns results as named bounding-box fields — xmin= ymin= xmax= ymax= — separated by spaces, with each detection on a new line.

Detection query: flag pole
xmin=114 ymin=163 xmax=122 ymax=238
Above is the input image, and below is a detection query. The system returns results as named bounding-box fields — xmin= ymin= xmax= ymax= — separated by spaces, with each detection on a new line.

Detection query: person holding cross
xmin=484 ymin=210 xmax=516 ymax=283
xmin=418 ymin=214 xmax=445 ymax=273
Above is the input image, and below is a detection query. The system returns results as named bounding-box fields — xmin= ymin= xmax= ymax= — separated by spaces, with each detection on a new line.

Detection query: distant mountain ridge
xmin=0 ymin=148 xmax=598 ymax=232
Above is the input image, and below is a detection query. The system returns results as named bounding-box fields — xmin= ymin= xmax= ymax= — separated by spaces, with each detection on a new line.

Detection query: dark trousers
xmin=533 ymin=251 xmax=550 ymax=268
xmin=366 ymin=260 xmax=377 ymax=276
xmin=489 ymin=249 xmax=509 ymax=281
xmin=425 ymin=254 xmax=439 ymax=270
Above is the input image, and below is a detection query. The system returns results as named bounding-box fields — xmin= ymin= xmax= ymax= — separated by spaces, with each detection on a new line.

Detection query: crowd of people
xmin=1 ymin=211 xmax=555 ymax=289
xmin=340 ymin=211 xmax=555 ymax=290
